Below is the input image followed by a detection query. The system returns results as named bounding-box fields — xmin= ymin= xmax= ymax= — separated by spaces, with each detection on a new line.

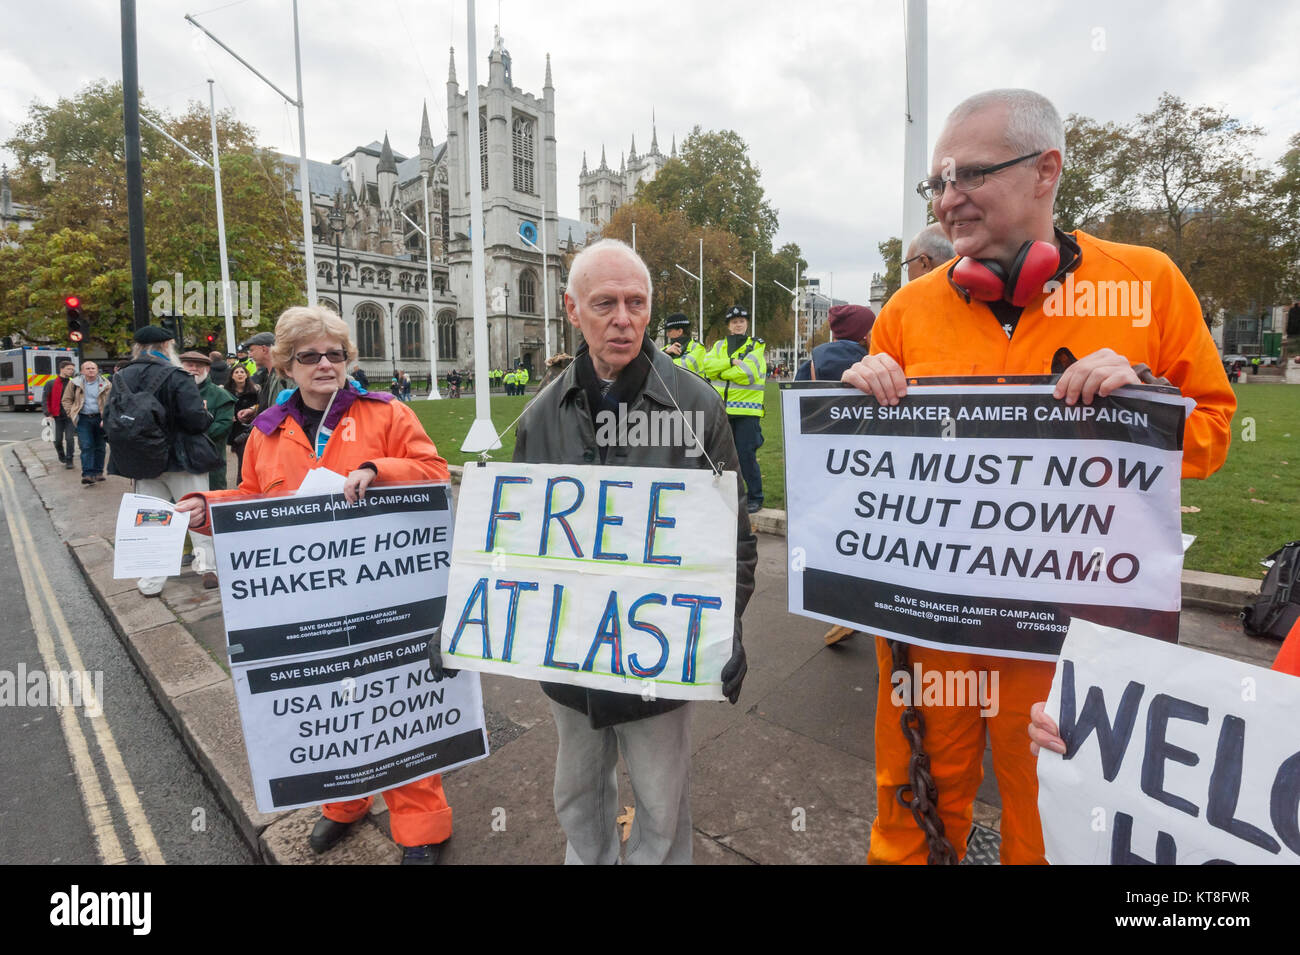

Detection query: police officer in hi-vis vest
xmin=700 ymin=305 xmax=766 ymax=514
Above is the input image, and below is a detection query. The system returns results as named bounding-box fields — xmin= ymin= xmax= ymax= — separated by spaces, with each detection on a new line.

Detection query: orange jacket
xmin=189 ymin=387 xmax=448 ymax=534
xmin=871 ymin=230 xmax=1235 ymax=479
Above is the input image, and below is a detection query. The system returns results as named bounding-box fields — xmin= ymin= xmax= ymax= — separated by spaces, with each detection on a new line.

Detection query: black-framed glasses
xmin=293 ymin=348 xmax=347 ymax=365
xmin=901 ymin=253 xmax=930 ymax=268
xmin=916 ymin=151 xmax=1042 ymax=201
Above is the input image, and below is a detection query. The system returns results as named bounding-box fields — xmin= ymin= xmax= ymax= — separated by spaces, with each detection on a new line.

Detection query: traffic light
xmin=64 ymin=295 xmax=88 ymax=343
xmin=206 ymin=332 xmax=217 ymax=346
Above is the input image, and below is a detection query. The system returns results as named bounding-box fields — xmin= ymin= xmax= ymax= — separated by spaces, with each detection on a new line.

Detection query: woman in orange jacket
xmin=177 ymin=305 xmax=453 ymax=865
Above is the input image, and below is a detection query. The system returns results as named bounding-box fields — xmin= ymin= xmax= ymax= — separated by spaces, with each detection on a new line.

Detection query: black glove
xmin=426 ymin=633 xmax=459 ymax=683
xmin=720 ymin=635 xmax=747 ymax=704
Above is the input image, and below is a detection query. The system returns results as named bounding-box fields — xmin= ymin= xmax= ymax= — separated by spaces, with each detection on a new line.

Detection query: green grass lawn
xmin=1182 ymin=383 xmax=1300 ymax=579
xmin=409 ymin=381 xmax=1299 ymax=580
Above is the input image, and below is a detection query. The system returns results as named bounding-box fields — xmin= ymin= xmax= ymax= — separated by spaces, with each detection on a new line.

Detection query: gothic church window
xmin=356 ymin=304 xmax=383 ymax=358
xmin=518 ymin=269 xmax=537 ymax=314
xmin=512 ymin=115 xmax=535 ymax=195
xmin=480 ymin=113 xmax=489 ymax=190
xmin=437 ymin=310 xmax=457 ymax=360
xmin=399 ymin=307 xmax=423 ymax=359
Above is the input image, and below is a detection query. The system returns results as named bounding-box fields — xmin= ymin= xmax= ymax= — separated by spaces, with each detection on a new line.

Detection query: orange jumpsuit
xmin=866 ymin=230 xmax=1235 ymax=864
xmin=190 ymin=386 xmax=454 ymax=847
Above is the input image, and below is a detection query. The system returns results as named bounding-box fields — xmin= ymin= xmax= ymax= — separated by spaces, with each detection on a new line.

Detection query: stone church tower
xmin=445 ymin=30 xmax=564 ymax=373
xmin=578 ymin=115 xmax=671 ymax=228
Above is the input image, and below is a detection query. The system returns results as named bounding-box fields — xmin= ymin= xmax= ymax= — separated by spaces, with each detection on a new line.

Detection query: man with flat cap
xmin=104 ymin=325 xmax=214 ymax=598
xmin=237 ymin=331 xmax=290 ymax=423
xmin=662 ymin=312 xmax=706 ymax=375
xmin=700 ymin=305 xmax=767 ymax=514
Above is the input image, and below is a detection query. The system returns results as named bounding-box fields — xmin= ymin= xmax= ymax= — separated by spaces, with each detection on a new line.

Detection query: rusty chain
xmin=889 ymin=639 xmax=959 ymax=865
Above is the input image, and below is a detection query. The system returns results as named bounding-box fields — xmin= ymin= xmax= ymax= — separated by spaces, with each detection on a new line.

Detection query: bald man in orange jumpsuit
xmin=843 ymin=88 xmax=1235 ymax=864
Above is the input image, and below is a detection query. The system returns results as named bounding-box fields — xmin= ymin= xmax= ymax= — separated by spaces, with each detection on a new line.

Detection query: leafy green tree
xmin=1 ymin=80 xmax=302 ymax=353
xmin=878 ymin=237 xmax=901 ymax=301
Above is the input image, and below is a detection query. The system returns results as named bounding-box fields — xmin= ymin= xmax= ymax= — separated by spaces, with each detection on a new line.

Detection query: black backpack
xmin=103 ymin=362 xmax=172 ymax=478
xmin=1242 ymin=542 xmax=1300 ymax=640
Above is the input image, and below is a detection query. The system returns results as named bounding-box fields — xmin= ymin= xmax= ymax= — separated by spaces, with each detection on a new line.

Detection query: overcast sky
xmin=3 ymin=0 xmax=1297 ymax=305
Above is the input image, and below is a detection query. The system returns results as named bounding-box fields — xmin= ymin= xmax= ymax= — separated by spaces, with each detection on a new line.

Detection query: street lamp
xmin=518 ymin=227 xmax=552 ymax=363
xmin=775 ymin=262 xmax=802 ymax=374
xmin=388 ymin=300 xmax=397 ymax=381
xmin=727 ymin=249 xmax=757 ymax=338
xmin=328 ymin=209 xmax=344 ymax=323
xmin=503 ymin=285 xmax=511 ymax=369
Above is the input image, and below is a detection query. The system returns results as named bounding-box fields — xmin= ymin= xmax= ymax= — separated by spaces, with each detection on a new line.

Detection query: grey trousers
xmin=549 ymin=699 xmax=693 ymax=865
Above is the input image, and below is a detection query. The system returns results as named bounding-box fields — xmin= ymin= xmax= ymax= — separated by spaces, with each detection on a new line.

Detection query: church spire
xmin=447 ymin=46 xmax=457 ymax=84
xmin=671 ymin=133 xmax=677 ymax=158
xmin=378 ymin=132 xmax=397 ymax=174
xmin=650 ymin=109 xmax=659 ymax=154
xmin=600 ymin=144 xmax=607 ymax=169
xmin=419 ymin=101 xmax=434 ymax=148
xmin=581 ymin=151 xmax=588 ymax=175
xmin=544 ymin=52 xmax=553 ymax=89
xmin=629 ymin=133 xmax=637 ymax=160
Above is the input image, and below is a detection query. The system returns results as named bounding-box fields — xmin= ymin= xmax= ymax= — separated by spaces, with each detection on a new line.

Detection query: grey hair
xmin=131 ymin=339 xmax=180 ymax=367
xmin=567 ymin=238 xmax=653 ymax=301
xmin=908 ymin=223 xmax=955 ymax=262
xmin=946 ymin=88 xmax=1064 ymax=157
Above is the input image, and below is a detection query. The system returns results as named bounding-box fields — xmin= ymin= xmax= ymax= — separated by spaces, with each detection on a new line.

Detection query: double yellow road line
xmin=0 ymin=450 xmax=164 ymax=865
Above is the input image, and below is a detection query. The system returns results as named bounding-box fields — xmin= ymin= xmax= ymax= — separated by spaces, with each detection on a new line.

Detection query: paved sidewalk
xmin=8 ymin=436 xmax=1280 ymax=864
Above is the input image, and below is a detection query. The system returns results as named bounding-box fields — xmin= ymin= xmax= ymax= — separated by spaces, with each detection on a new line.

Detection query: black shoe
xmin=81 ymin=477 xmax=94 ymax=486
xmin=746 ymin=501 xmax=762 ymax=514
xmin=95 ymin=474 xmax=106 ymax=482
xmin=400 ymin=842 xmax=444 ymax=865
xmin=181 ymin=553 xmax=195 ymax=567
xmin=308 ymin=816 xmax=354 ymax=854
xmin=64 ymin=461 xmax=75 ymax=470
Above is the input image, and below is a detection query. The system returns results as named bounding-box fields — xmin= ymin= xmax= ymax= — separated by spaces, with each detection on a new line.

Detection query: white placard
xmin=1038 ymin=618 xmax=1300 ymax=865
xmin=782 ymin=383 xmax=1191 ymax=660
xmin=209 ymin=483 xmax=488 ymax=811
xmin=442 ymin=462 xmax=738 ymax=700
xmin=113 ymin=493 xmax=190 ymax=578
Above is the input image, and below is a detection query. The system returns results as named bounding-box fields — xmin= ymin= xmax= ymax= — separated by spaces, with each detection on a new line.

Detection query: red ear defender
xmin=1006 ymin=240 xmax=1061 ymax=307
xmin=948 ymin=240 xmax=1061 ymax=307
xmin=950 ymin=257 xmax=1008 ymax=302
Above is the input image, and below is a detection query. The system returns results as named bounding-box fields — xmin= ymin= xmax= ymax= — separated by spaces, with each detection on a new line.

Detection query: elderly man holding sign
xmin=433 ymin=239 xmax=756 ymax=864
xmin=842 ymin=88 xmax=1235 ymax=865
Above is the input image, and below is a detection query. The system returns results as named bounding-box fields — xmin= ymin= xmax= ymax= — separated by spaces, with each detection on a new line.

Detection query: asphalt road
xmin=0 ymin=438 xmax=253 ymax=864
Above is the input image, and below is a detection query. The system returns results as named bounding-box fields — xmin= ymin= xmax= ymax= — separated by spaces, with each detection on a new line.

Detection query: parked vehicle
xmin=0 ymin=346 xmax=80 ymax=410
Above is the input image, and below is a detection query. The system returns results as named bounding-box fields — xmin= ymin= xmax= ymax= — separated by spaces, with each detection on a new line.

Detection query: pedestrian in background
xmin=224 ymin=363 xmax=260 ymax=484
xmin=209 ymin=351 xmax=231 ymax=387
xmin=61 ymin=359 xmax=112 ymax=486
xmin=105 ymin=325 xmax=213 ymax=599
xmin=45 ymin=361 xmax=77 ymax=469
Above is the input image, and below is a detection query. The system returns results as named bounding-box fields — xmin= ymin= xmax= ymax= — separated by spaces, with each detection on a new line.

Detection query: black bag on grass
xmin=1242 ymin=541 xmax=1300 ymax=640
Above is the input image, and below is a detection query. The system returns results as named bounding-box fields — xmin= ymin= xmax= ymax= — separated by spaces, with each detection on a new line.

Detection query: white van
xmin=0 ymin=346 xmax=80 ymax=410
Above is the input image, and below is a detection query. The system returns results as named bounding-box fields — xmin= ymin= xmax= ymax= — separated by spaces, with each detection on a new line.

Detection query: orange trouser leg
xmin=985 ymin=655 xmax=1053 ymax=865
xmin=868 ymin=639 xmax=986 ymax=864
xmin=321 ymin=773 xmax=453 ymax=847
xmin=867 ymin=637 xmax=1053 ymax=865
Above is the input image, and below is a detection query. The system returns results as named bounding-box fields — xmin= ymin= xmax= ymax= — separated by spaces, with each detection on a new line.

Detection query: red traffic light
xmin=64 ymin=295 xmax=81 ymax=309
xmin=206 ymin=333 xmax=216 ymax=344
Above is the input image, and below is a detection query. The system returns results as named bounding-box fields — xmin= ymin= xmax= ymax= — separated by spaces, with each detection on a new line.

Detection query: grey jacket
xmin=514 ymin=339 xmax=758 ymax=728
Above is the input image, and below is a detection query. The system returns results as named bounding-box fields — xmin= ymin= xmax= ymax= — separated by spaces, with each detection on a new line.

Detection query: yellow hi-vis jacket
xmin=671 ymin=338 xmax=709 ymax=376
xmin=700 ymin=336 xmax=766 ymax=417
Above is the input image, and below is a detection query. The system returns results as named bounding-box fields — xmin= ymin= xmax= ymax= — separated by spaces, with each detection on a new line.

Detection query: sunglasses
xmin=293 ymin=349 xmax=348 ymax=366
